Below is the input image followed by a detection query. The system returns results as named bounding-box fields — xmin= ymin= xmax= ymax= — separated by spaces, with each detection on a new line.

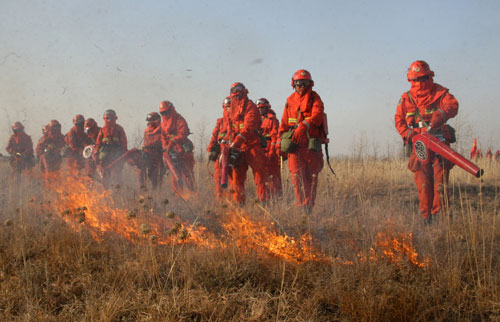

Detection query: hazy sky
xmin=1 ymin=0 xmax=499 ymax=156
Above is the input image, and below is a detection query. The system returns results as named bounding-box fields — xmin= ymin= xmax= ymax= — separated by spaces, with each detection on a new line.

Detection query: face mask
xmin=410 ymin=78 xmax=433 ymax=96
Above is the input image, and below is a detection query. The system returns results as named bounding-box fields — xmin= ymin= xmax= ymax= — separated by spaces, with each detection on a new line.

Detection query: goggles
xmin=410 ymin=75 xmax=430 ymax=82
xmin=294 ymin=80 xmax=311 ymax=87
xmin=230 ymin=84 xmax=245 ymax=94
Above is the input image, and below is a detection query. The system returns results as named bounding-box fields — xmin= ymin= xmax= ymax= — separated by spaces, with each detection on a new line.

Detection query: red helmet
xmin=223 ymin=96 xmax=231 ymax=108
xmin=146 ymin=112 xmax=161 ymax=122
xmin=159 ymin=100 xmax=174 ymax=114
xmin=230 ymin=82 xmax=248 ymax=96
xmin=291 ymin=69 xmax=314 ymax=87
xmin=12 ymin=121 xmax=24 ymax=132
xmin=256 ymin=98 xmax=270 ymax=108
xmin=84 ymin=118 xmax=97 ymax=129
xmin=73 ymin=114 xmax=85 ymax=125
xmin=407 ymin=60 xmax=434 ymax=81
xmin=49 ymin=120 xmax=61 ymax=130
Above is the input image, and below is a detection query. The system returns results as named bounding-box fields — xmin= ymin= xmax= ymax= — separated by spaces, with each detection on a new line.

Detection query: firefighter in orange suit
xmin=141 ymin=112 xmax=165 ymax=190
xmin=395 ymin=60 xmax=459 ymax=225
xmin=485 ymin=148 xmax=492 ymax=160
xmin=207 ymin=97 xmax=231 ymax=199
xmin=6 ymin=122 xmax=34 ymax=181
xmin=36 ymin=120 xmax=66 ymax=184
xmin=256 ymin=98 xmax=282 ymax=197
xmin=278 ymin=69 xmax=325 ymax=212
xmin=224 ymin=83 xmax=268 ymax=204
xmin=159 ymin=100 xmax=196 ymax=195
xmin=64 ymin=114 xmax=87 ymax=176
xmin=95 ymin=109 xmax=128 ymax=188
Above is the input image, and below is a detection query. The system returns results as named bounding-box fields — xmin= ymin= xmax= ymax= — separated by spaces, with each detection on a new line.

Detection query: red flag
xmin=470 ymin=138 xmax=478 ymax=159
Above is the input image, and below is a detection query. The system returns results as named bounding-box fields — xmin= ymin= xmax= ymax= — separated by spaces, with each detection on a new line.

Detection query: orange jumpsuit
xmin=142 ymin=123 xmax=165 ymax=190
xmin=278 ymin=88 xmax=325 ymax=210
xmin=6 ymin=131 xmax=34 ymax=180
xmin=84 ymin=125 xmax=100 ymax=177
xmin=225 ymin=96 xmax=268 ymax=204
xmin=160 ymin=106 xmax=195 ymax=195
xmin=395 ymin=83 xmax=459 ymax=219
xmin=260 ymin=109 xmax=281 ymax=196
xmin=95 ymin=123 xmax=127 ymax=187
xmin=65 ymin=125 xmax=88 ymax=176
xmin=36 ymin=130 xmax=65 ymax=182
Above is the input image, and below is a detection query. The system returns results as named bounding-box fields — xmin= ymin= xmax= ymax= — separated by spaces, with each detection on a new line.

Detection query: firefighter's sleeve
xmin=35 ymin=138 xmax=46 ymax=156
xmin=207 ymin=119 xmax=221 ymax=152
xmin=26 ymin=136 xmax=34 ymax=155
xmin=304 ymin=92 xmax=325 ymax=129
xmin=172 ymin=116 xmax=190 ymax=143
xmin=278 ymin=103 xmax=290 ymax=138
xmin=6 ymin=136 xmax=14 ymax=154
xmin=95 ymin=130 xmax=103 ymax=151
xmin=239 ymin=103 xmax=260 ymax=142
xmin=438 ymin=91 xmax=459 ymax=121
xmin=395 ymin=95 xmax=412 ymax=141
xmin=65 ymin=129 xmax=77 ymax=151
xmin=270 ymin=117 xmax=280 ymax=145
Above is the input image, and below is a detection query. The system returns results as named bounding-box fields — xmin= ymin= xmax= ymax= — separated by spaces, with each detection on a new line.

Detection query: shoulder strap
xmin=407 ymin=91 xmax=429 ymax=128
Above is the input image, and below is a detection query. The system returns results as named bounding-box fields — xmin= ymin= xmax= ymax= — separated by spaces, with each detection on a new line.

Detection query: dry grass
xmin=0 ymin=157 xmax=499 ymax=321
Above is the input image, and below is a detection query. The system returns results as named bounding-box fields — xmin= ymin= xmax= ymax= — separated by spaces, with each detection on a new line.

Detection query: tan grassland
xmin=0 ymin=157 xmax=499 ymax=321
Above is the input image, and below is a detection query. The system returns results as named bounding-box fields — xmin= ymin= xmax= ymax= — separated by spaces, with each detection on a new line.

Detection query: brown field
xmin=0 ymin=157 xmax=499 ymax=321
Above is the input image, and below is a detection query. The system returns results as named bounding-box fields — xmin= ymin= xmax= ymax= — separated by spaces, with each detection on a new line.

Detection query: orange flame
xmin=221 ymin=209 xmax=331 ymax=264
xmin=44 ymin=175 xmax=218 ymax=248
xmin=365 ymin=231 xmax=430 ymax=268
xmin=42 ymin=175 xmax=328 ymax=264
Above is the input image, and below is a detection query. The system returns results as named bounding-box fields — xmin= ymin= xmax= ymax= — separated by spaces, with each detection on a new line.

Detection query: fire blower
xmin=413 ymin=132 xmax=483 ymax=178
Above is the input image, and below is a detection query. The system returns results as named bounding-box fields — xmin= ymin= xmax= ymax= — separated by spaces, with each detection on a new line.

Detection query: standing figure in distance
xmin=159 ymin=100 xmax=196 ymax=196
xmin=36 ymin=120 xmax=66 ymax=185
xmin=256 ymin=98 xmax=282 ymax=197
xmin=278 ymin=69 xmax=325 ymax=212
xmin=6 ymin=121 xmax=34 ymax=182
xmin=395 ymin=60 xmax=459 ymax=225
xmin=207 ymin=96 xmax=231 ymax=200
xmin=95 ymin=109 xmax=128 ymax=188
xmin=141 ymin=112 xmax=166 ymax=190
xmin=485 ymin=148 xmax=493 ymax=160
xmin=65 ymin=114 xmax=87 ymax=176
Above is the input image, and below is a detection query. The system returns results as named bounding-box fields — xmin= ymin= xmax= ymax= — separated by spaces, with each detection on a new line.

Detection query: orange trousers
xmin=230 ymin=145 xmax=268 ymax=204
xmin=411 ymin=152 xmax=452 ymax=219
xmin=287 ymin=147 xmax=324 ymax=209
